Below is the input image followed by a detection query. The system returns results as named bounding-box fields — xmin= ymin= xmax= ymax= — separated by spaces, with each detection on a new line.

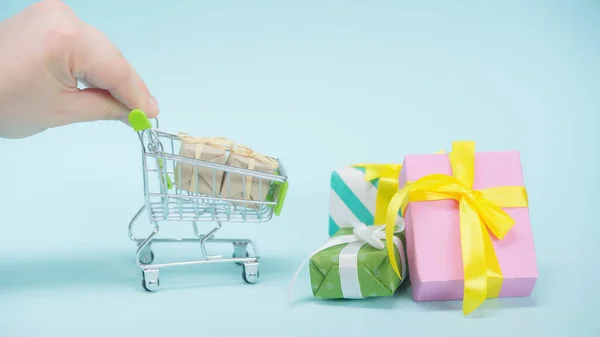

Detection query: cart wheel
xmin=142 ymin=278 xmax=160 ymax=292
xmin=142 ymin=269 xmax=160 ymax=292
xmin=242 ymin=262 xmax=259 ymax=284
xmin=139 ymin=251 xmax=155 ymax=264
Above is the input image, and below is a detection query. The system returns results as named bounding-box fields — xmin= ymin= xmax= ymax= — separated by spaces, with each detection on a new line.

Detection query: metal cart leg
xmin=128 ymin=204 xmax=146 ymax=242
xmin=134 ymin=215 xmax=161 ymax=292
xmin=198 ymin=221 xmax=223 ymax=259
xmin=192 ymin=221 xmax=260 ymax=283
xmin=192 ymin=222 xmax=258 ymax=261
xmin=129 ymin=204 xmax=156 ymax=265
xmin=233 ymin=241 xmax=249 ymax=259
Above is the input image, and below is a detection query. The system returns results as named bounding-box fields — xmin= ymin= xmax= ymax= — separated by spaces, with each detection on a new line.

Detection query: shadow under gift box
xmin=399 ymin=150 xmax=538 ymax=302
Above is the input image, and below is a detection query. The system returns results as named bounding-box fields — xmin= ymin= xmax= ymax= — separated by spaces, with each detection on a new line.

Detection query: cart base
xmin=129 ymin=205 xmax=262 ymax=292
xmin=135 ymin=239 xmax=261 ymax=292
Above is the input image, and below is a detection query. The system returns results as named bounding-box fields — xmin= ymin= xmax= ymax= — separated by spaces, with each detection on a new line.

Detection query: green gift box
xmin=308 ymin=223 xmax=407 ymax=299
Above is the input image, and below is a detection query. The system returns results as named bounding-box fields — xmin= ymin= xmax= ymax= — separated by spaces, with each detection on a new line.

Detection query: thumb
xmin=56 ymin=88 xmax=132 ymax=125
xmin=70 ymin=24 xmax=159 ymax=120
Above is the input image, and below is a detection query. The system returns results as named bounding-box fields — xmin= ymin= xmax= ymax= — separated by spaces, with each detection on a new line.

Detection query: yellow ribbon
xmin=352 ymin=151 xmax=446 ymax=281
xmin=351 ymin=163 xmax=403 ymax=225
xmin=384 ymin=141 xmax=529 ymax=315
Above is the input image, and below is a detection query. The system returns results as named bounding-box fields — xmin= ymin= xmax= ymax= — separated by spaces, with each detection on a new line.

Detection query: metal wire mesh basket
xmin=127 ymin=109 xmax=289 ymax=291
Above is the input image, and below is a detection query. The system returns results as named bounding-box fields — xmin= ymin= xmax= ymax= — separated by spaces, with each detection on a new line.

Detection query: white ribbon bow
xmin=288 ymin=220 xmax=406 ymax=302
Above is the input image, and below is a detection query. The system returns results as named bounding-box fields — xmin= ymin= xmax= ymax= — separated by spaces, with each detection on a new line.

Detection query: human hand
xmin=0 ymin=0 xmax=159 ymax=139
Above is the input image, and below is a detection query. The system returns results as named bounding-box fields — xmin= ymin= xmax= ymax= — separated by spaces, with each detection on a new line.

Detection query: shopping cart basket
xmin=126 ymin=109 xmax=289 ymax=291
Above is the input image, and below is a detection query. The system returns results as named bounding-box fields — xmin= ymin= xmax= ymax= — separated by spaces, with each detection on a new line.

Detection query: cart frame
xmin=127 ymin=110 xmax=289 ymax=291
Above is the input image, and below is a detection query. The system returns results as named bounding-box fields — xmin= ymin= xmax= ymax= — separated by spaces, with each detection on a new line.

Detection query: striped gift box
xmin=328 ymin=165 xmax=403 ymax=236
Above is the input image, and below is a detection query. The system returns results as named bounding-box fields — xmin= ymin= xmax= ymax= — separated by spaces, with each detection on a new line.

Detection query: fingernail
xmin=121 ymin=116 xmax=131 ymax=126
xmin=149 ymin=95 xmax=159 ymax=115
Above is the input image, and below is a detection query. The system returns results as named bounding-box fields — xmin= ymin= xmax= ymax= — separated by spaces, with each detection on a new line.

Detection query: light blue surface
xmin=0 ymin=0 xmax=598 ymax=336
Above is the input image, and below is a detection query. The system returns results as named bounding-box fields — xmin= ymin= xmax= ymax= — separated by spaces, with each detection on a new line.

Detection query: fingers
xmin=56 ymin=88 xmax=130 ymax=125
xmin=69 ymin=24 xmax=159 ymax=120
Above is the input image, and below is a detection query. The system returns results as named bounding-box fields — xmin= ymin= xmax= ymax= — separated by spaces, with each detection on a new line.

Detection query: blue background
xmin=0 ymin=0 xmax=598 ymax=336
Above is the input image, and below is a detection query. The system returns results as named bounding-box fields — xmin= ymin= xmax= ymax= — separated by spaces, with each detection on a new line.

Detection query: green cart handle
xmin=128 ymin=109 xmax=172 ymax=189
xmin=128 ymin=109 xmax=153 ymax=132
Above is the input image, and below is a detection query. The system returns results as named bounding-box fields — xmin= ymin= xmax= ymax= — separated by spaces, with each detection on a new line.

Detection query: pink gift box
xmin=399 ymin=150 xmax=538 ymax=302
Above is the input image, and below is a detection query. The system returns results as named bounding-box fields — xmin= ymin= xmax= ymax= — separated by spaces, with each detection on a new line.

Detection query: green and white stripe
xmin=328 ymin=166 xmax=402 ymax=236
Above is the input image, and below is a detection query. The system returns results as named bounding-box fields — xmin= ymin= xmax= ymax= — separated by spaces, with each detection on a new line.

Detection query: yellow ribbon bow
xmin=384 ymin=141 xmax=529 ymax=315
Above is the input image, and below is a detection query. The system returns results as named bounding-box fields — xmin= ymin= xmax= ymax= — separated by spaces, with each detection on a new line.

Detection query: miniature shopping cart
xmin=126 ymin=109 xmax=289 ymax=291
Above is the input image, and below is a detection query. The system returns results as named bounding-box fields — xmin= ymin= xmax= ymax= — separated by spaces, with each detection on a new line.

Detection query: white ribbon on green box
xmin=288 ymin=221 xmax=407 ymax=301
